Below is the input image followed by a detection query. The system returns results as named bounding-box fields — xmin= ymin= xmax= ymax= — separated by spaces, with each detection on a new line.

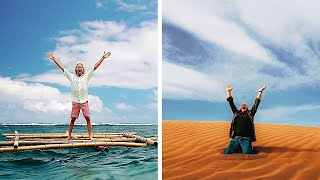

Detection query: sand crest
xmin=163 ymin=121 xmax=320 ymax=180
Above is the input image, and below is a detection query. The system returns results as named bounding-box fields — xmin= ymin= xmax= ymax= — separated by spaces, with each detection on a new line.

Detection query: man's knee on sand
xmin=241 ymin=139 xmax=253 ymax=154
xmin=224 ymin=139 xmax=239 ymax=154
xmin=224 ymin=138 xmax=253 ymax=154
xmin=242 ymin=148 xmax=252 ymax=154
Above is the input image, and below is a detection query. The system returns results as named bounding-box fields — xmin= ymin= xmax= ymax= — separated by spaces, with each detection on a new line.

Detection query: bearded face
xmin=240 ymin=103 xmax=248 ymax=112
xmin=75 ymin=63 xmax=85 ymax=76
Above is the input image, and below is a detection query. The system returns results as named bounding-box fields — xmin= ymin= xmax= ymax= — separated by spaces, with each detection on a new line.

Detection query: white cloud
xmin=233 ymin=0 xmax=320 ymax=46
xmin=145 ymin=102 xmax=157 ymax=110
xmin=96 ymin=1 xmax=104 ymax=8
xmin=88 ymin=95 xmax=104 ymax=112
xmin=163 ymin=0 xmax=283 ymax=66
xmin=116 ymin=102 xmax=135 ymax=110
xmin=95 ymin=0 xmax=150 ymax=12
xmin=114 ymin=0 xmax=147 ymax=12
xmin=25 ymin=20 xmax=157 ymax=90
xmin=163 ymin=55 xmax=320 ymax=102
xmin=163 ymin=61 xmax=225 ymax=102
xmin=257 ymin=104 xmax=320 ymax=120
xmin=18 ymin=70 xmax=70 ymax=87
xmin=55 ymin=35 xmax=77 ymax=45
xmin=232 ymin=0 xmax=320 ymax=74
xmin=0 ymin=76 xmax=103 ymax=114
xmin=255 ymin=104 xmax=320 ymax=127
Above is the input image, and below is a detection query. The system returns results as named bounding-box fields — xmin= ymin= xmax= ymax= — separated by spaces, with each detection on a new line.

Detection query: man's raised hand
xmin=226 ymin=85 xmax=233 ymax=92
xmin=94 ymin=51 xmax=111 ymax=71
xmin=47 ymin=52 xmax=64 ymax=72
xmin=259 ymin=84 xmax=267 ymax=92
xmin=102 ymin=51 xmax=111 ymax=59
xmin=226 ymin=85 xmax=233 ymax=98
xmin=47 ymin=53 xmax=55 ymax=61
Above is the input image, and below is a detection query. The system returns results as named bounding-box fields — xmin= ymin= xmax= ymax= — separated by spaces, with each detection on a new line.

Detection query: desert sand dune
xmin=163 ymin=121 xmax=320 ymax=180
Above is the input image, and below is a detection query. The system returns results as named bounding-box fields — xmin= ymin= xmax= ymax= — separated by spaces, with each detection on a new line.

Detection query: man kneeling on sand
xmin=224 ymin=84 xmax=266 ymax=154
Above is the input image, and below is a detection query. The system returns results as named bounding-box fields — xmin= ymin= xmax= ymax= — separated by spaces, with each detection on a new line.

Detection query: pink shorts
xmin=71 ymin=101 xmax=90 ymax=119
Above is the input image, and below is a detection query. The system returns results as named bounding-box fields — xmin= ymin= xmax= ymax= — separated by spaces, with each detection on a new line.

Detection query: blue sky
xmin=162 ymin=0 xmax=320 ymax=127
xmin=0 ymin=0 xmax=158 ymax=124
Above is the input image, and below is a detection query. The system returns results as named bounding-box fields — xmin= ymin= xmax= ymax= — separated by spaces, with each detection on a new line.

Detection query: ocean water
xmin=0 ymin=124 xmax=158 ymax=180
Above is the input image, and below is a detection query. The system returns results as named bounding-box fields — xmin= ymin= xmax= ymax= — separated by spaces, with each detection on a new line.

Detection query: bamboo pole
xmin=0 ymin=138 xmax=138 ymax=146
xmin=123 ymin=133 xmax=157 ymax=146
xmin=13 ymin=137 xmax=132 ymax=142
xmin=0 ymin=142 xmax=147 ymax=152
xmin=150 ymin=137 xmax=158 ymax=141
xmin=2 ymin=132 xmax=137 ymax=137
xmin=4 ymin=134 xmax=127 ymax=139
xmin=13 ymin=131 xmax=19 ymax=148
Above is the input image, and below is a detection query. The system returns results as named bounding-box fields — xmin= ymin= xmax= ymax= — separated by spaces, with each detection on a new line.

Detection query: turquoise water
xmin=0 ymin=125 xmax=158 ymax=180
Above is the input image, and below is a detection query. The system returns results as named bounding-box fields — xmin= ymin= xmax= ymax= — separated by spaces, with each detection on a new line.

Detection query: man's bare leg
xmin=66 ymin=117 xmax=77 ymax=140
xmin=85 ymin=116 xmax=93 ymax=140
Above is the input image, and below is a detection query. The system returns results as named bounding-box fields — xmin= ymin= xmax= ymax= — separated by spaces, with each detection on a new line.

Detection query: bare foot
xmin=65 ymin=136 xmax=72 ymax=140
xmin=89 ymin=136 xmax=95 ymax=141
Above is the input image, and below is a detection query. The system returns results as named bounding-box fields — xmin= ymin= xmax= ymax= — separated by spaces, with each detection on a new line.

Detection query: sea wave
xmin=0 ymin=123 xmax=158 ymax=126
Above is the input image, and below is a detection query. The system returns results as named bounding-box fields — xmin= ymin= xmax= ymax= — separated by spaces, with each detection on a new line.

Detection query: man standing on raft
xmin=224 ymin=84 xmax=266 ymax=154
xmin=47 ymin=51 xmax=111 ymax=140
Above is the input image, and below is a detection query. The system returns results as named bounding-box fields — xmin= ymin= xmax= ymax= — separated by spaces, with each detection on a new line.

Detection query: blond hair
xmin=74 ymin=62 xmax=86 ymax=74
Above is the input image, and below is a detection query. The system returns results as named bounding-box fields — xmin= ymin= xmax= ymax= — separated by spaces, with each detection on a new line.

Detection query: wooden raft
xmin=0 ymin=131 xmax=157 ymax=152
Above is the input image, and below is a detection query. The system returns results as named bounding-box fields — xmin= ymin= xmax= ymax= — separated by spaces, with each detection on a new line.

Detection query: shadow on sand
xmin=254 ymin=146 xmax=320 ymax=153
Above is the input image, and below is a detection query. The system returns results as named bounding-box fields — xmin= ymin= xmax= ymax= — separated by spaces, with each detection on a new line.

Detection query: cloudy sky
xmin=163 ymin=0 xmax=320 ymax=127
xmin=0 ymin=0 xmax=157 ymax=124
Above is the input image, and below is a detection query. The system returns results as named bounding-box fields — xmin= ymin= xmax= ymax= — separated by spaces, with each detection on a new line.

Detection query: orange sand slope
xmin=163 ymin=121 xmax=320 ymax=180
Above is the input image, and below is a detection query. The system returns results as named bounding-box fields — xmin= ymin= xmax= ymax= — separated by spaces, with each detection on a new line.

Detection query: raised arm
xmin=47 ymin=53 xmax=64 ymax=72
xmin=257 ymin=84 xmax=266 ymax=99
xmin=226 ymin=85 xmax=238 ymax=114
xmin=94 ymin=51 xmax=111 ymax=71
xmin=226 ymin=85 xmax=233 ymax=98
xmin=251 ymin=84 xmax=266 ymax=115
